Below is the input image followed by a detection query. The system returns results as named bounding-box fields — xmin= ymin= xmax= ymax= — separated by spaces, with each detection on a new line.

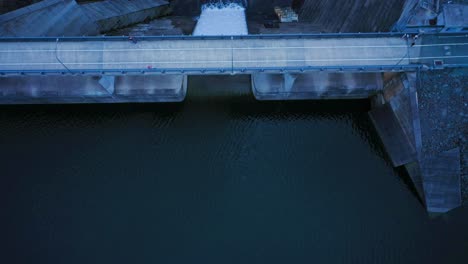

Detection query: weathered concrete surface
xmin=169 ymin=0 xmax=419 ymax=33
xmin=252 ymin=72 xmax=383 ymax=100
xmin=368 ymin=72 xmax=425 ymax=203
xmin=0 ymin=75 xmax=187 ymax=104
xmin=378 ymin=72 xmax=425 ymax=205
xmin=397 ymin=0 xmax=440 ymax=32
xmin=0 ymin=0 xmax=100 ymax=37
xmin=0 ymin=0 xmax=170 ymax=37
xmin=386 ymin=73 xmax=421 ymax=157
xmin=292 ymin=0 xmax=407 ymax=32
xmin=106 ymin=16 xmax=196 ymax=36
xmin=169 ymin=0 xmax=287 ymax=16
xmin=438 ymin=4 xmax=468 ymax=32
xmin=247 ymin=20 xmax=322 ymax=34
xmin=369 ymin=102 xmax=418 ymax=167
xmin=369 ymin=70 xmax=464 ymax=213
xmin=421 ymin=148 xmax=462 ymax=213
xmin=394 ymin=1 xmax=468 ymax=33
xmin=114 ymin=75 xmax=186 ymax=100
xmin=81 ymin=0 xmax=171 ymax=33
xmin=0 ymin=0 xmax=42 ymax=15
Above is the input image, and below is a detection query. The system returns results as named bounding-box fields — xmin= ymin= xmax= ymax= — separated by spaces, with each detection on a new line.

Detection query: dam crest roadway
xmin=0 ymin=32 xmax=467 ymax=75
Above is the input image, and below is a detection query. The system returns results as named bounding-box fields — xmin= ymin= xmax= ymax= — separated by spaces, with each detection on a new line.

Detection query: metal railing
xmin=0 ymin=32 xmax=466 ymax=42
xmin=0 ymin=65 xmax=425 ymax=76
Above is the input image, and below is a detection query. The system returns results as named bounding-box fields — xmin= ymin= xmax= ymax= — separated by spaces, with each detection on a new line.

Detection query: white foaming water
xmin=193 ymin=2 xmax=248 ymax=36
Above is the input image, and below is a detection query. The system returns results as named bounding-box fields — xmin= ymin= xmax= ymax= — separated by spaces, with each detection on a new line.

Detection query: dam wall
xmin=0 ymin=75 xmax=187 ymax=104
xmin=369 ymin=73 xmax=423 ymax=200
xmin=169 ymin=0 xmax=284 ymax=16
xmin=293 ymin=0 xmax=407 ymax=32
xmin=0 ymin=72 xmax=384 ymax=104
xmin=368 ymin=72 xmax=462 ymax=213
xmin=251 ymin=72 xmax=383 ymax=100
xmin=0 ymin=0 xmax=170 ymax=37
xmin=0 ymin=0 xmax=100 ymax=37
xmin=0 ymin=0 xmax=42 ymax=15
xmin=81 ymin=0 xmax=171 ymax=34
xmin=169 ymin=0 xmax=412 ymax=32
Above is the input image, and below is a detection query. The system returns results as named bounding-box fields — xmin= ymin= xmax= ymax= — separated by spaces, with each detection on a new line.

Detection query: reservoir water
xmin=1 ymin=75 xmax=467 ymax=263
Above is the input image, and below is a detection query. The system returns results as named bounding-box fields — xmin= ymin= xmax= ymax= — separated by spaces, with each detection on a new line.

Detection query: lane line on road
xmin=0 ymin=42 xmax=466 ymax=53
xmin=1 ymin=55 xmax=467 ymax=67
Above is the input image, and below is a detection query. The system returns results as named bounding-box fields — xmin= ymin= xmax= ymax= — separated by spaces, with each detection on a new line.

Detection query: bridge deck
xmin=0 ymin=34 xmax=466 ymax=75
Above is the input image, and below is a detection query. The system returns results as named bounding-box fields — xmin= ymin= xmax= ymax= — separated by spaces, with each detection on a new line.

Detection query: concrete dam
xmin=0 ymin=0 xmax=467 ymax=215
xmin=171 ymin=0 xmax=408 ymax=32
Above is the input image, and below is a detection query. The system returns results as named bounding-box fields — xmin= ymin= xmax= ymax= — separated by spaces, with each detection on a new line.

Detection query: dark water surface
xmin=1 ymin=75 xmax=467 ymax=264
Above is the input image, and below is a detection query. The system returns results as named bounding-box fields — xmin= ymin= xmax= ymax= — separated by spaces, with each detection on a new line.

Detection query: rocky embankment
xmin=418 ymin=69 xmax=468 ymax=203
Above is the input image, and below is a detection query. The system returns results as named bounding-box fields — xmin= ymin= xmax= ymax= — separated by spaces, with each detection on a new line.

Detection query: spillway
xmin=193 ymin=2 xmax=248 ymax=35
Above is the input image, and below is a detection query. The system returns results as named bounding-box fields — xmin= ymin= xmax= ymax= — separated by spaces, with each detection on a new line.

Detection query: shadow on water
xmin=395 ymin=166 xmax=426 ymax=207
xmin=0 ymin=74 xmax=388 ymax=162
xmin=185 ymin=75 xmax=371 ymax=113
xmin=0 ymin=75 xmax=403 ymax=187
xmin=184 ymin=75 xmax=389 ymax=160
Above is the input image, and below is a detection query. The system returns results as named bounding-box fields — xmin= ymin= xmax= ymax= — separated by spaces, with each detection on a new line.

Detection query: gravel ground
xmin=418 ymin=69 xmax=468 ymax=203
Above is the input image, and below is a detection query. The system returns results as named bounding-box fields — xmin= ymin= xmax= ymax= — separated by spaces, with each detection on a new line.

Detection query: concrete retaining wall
xmin=369 ymin=73 xmax=421 ymax=165
xmin=292 ymin=0 xmax=407 ymax=32
xmin=0 ymin=0 xmax=170 ymax=37
xmin=170 ymin=0 xmax=282 ymax=16
xmin=368 ymin=72 xmax=425 ymax=204
xmin=368 ymin=72 xmax=462 ymax=213
xmin=0 ymin=72 xmax=385 ymax=104
xmin=0 ymin=0 xmax=42 ymax=15
xmin=82 ymin=0 xmax=171 ymax=33
xmin=0 ymin=0 xmax=100 ymax=37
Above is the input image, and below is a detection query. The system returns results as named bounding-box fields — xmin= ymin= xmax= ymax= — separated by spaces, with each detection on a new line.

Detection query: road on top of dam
xmin=0 ymin=34 xmax=467 ymax=74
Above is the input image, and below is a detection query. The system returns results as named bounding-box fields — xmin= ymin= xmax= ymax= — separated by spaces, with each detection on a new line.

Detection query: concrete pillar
xmin=368 ymin=73 xmax=419 ymax=166
xmin=368 ymin=72 xmax=426 ymax=205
